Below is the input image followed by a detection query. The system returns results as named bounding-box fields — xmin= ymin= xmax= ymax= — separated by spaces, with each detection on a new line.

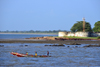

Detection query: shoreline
xmin=0 ymin=39 xmax=100 ymax=44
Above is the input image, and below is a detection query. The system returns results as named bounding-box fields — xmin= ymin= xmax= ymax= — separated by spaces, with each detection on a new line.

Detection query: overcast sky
xmin=0 ymin=0 xmax=100 ymax=31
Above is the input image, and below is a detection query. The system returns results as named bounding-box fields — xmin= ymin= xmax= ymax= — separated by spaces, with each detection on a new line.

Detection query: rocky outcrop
xmin=0 ymin=45 xmax=4 ymax=47
xmin=25 ymin=37 xmax=97 ymax=41
xmin=44 ymin=37 xmax=56 ymax=40
xmin=69 ymin=42 xmax=81 ymax=45
xmin=55 ymin=38 xmax=96 ymax=40
xmin=55 ymin=38 xmax=67 ymax=40
xmin=45 ymin=44 xmax=65 ymax=46
xmin=66 ymin=42 xmax=81 ymax=45
xmin=26 ymin=37 xmax=45 ymax=39
xmin=84 ymin=44 xmax=100 ymax=47
xmin=26 ymin=37 xmax=57 ymax=40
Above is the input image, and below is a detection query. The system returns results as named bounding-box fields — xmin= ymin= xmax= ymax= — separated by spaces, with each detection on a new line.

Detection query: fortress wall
xmin=67 ymin=33 xmax=75 ymax=36
xmin=58 ymin=32 xmax=89 ymax=37
xmin=91 ymin=33 xmax=100 ymax=37
xmin=58 ymin=32 xmax=68 ymax=37
xmin=97 ymin=33 xmax=100 ymax=36
xmin=58 ymin=32 xmax=100 ymax=37
xmin=75 ymin=32 xmax=89 ymax=37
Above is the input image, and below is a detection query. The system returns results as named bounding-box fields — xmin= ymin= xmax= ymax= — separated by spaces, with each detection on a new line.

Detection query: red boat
xmin=11 ymin=52 xmax=28 ymax=57
xmin=10 ymin=52 xmax=51 ymax=57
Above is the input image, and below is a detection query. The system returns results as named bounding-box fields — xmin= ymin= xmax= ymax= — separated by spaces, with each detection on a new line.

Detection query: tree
xmin=70 ymin=21 xmax=92 ymax=32
xmin=93 ymin=21 xmax=100 ymax=32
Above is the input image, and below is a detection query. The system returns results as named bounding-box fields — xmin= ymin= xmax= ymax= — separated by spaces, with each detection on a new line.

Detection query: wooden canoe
xmin=10 ymin=52 xmax=51 ymax=57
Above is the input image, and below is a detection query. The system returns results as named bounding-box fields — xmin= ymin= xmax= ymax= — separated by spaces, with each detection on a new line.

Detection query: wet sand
xmin=0 ymin=39 xmax=100 ymax=44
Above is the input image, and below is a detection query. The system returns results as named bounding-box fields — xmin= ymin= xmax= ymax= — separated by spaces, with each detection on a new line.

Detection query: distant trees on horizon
xmin=1 ymin=21 xmax=100 ymax=33
xmin=0 ymin=30 xmax=68 ymax=33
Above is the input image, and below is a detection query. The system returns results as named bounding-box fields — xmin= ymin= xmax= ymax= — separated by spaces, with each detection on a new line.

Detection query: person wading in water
xmin=26 ymin=52 xmax=28 ymax=55
xmin=35 ymin=51 xmax=37 ymax=56
xmin=47 ymin=51 xmax=49 ymax=56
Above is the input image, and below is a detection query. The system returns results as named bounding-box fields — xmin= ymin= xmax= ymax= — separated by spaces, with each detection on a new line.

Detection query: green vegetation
xmin=62 ymin=36 xmax=97 ymax=39
xmin=0 ymin=30 xmax=67 ymax=34
xmin=93 ymin=21 xmax=100 ymax=32
xmin=70 ymin=21 xmax=92 ymax=32
xmin=97 ymin=36 xmax=100 ymax=39
xmin=0 ymin=21 xmax=100 ymax=34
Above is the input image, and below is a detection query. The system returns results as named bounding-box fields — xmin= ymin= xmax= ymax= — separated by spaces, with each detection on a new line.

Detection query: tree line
xmin=0 ymin=30 xmax=68 ymax=33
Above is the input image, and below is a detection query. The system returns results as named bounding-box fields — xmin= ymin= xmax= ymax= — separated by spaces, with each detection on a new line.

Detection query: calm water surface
xmin=0 ymin=34 xmax=57 ymax=39
xmin=0 ymin=34 xmax=100 ymax=67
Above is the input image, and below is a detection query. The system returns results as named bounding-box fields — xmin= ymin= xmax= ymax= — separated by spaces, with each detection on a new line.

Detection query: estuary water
xmin=0 ymin=34 xmax=57 ymax=39
xmin=0 ymin=34 xmax=100 ymax=67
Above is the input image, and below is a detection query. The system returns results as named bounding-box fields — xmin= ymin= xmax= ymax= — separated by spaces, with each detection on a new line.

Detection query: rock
xmin=44 ymin=44 xmax=65 ymax=47
xmin=70 ymin=42 xmax=81 ymax=45
xmin=0 ymin=45 xmax=4 ymax=47
xmin=44 ymin=45 xmax=48 ymax=46
xmin=44 ymin=37 xmax=56 ymax=40
xmin=66 ymin=43 xmax=69 ymax=45
xmin=19 ymin=45 xmax=23 ymax=47
xmin=55 ymin=38 xmax=66 ymax=40
xmin=58 ymin=44 xmax=65 ymax=46
xmin=52 ymin=44 xmax=58 ymax=46
xmin=67 ymin=46 xmax=70 ymax=47
xmin=25 ymin=45 xmax=28 ymax=46
xmin=75 ymin=46 xmax=78 ymax=47
xmin=84 ymin=44 xmax=100 ymax=47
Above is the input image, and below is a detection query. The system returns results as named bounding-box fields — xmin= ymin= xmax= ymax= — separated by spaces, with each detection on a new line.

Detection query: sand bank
xmin=0 ymin=39 xmax=100 ymax=44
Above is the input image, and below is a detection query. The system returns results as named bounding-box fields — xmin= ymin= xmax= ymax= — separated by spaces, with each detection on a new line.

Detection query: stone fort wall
xmin=58 ymin=32 xmax=100 ymax=37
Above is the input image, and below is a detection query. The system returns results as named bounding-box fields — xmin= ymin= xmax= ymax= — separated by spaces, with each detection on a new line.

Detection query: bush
xmin=97 ymin=36 xmax=100 ymax=39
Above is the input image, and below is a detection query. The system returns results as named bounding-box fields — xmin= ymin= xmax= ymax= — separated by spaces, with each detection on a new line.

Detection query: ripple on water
xmin=0 ymin=43 xmax=100 ymax=67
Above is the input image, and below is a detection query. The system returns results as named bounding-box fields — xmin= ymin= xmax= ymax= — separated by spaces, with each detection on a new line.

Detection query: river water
xmin=0 ymin=34 xmax=100 ymax=67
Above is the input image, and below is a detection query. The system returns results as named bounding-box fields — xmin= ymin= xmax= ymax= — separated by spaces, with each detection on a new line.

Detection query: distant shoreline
xmin=0 ymin=33 xmax=58 ymax=35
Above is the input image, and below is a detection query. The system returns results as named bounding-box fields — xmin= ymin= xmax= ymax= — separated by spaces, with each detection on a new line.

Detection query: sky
xmin=0 ymin=0 xmax=100 ymax=31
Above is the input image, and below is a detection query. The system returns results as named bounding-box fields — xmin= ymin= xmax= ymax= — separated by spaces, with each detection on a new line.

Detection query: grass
xmin=61 ymin=36 xmax=98 ymax=39
xmin=97 ymin=36 xmax=100 ymax=39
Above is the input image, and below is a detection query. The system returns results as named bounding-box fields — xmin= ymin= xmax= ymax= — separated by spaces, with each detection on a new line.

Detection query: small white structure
xmin=58 ymin=32 xmax=68 ymax=37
